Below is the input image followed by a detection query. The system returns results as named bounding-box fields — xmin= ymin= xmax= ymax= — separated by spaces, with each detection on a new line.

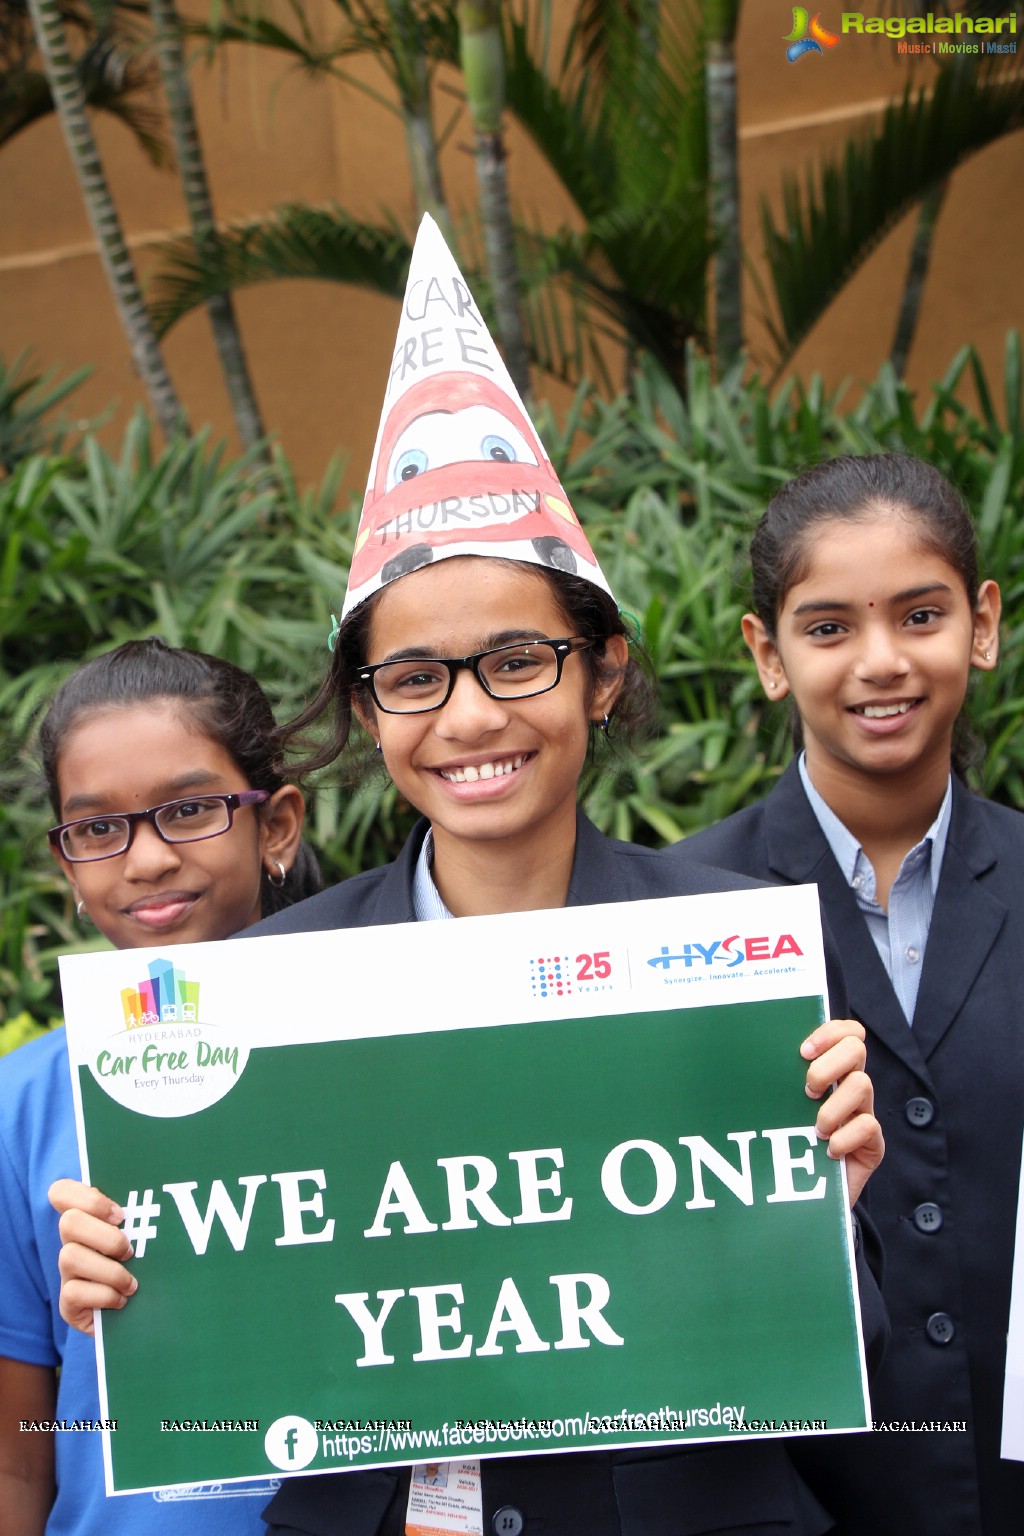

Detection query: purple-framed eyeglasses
xmin=48 ymin=790 xmax=270 ymax=863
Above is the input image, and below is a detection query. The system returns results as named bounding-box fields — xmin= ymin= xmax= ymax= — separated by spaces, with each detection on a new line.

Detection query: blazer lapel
xmin=911 ymin=783 xmax=1006 ymax=1060
xmin=566 ymin=811 xmax=627 ymax=906
xmin=761 ymin=763 xmax=934 ymax=1084
xmin=370 ymin=821 xmax=429 ymax=925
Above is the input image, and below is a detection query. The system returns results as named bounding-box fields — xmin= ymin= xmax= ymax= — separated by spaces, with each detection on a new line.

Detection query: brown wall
xmin=740 ymin=8 xmax=1024 ymax=402
xmin=2 ymin=3 xmax=1021 ymax=496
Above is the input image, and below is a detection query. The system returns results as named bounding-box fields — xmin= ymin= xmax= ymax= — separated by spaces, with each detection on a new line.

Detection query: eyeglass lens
xmin=372 ymin=642 xmax=563 ymax=713
xmin=60 ymin=797 xmax=234 ymax=860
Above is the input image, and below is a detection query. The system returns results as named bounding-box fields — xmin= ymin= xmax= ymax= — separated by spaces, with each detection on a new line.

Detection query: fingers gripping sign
xmin=50 ymin=1179 xmax=137 ymax=1335
xmin=800 ymin=1019 xmax=884 ymax=1206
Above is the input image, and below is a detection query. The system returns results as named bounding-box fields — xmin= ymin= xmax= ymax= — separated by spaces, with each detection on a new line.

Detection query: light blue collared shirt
xmin=412 ymin=828 xmax=453 ymax=922
xmin=798 ymin=754 xmax=952 ymax=1025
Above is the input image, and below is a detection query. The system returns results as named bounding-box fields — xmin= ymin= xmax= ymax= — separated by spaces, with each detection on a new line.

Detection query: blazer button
xmin=912 ymin=1202 xmax=943 ymax=1234
xmin=905 ymin=1097 xmax=934 ymax=1127
xmin=492 ymin=1508 xmax=525 ymax=1536
xmin=926 ymin=1312 xmax=955 ymax=1345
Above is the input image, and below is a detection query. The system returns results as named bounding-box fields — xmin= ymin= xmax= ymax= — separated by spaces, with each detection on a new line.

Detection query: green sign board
xmin=60 ymin=886 xmax=870 ymax=1496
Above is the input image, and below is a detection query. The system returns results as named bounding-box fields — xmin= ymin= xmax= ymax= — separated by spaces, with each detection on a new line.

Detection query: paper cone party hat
xmin=341 ymin=213 xmax=613 ymax=619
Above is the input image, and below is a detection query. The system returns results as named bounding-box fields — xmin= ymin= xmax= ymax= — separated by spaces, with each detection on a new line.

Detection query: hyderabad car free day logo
xmin=90 ymin=957 xmax=249 ymax=1118
xmin=785 ymin=7 xmax=841 ymax=61
xmin=120 ymin=955 xmax=199 ymax=1029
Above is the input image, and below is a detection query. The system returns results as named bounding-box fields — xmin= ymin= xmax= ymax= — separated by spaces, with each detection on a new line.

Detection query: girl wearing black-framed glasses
xmin=2 ymin=640 xmax=318 ymax=1536
xmin=54 ymin=559 xmax=886 ymax=1536
xmin=50 ymin=212 xmax=885 ymax=1536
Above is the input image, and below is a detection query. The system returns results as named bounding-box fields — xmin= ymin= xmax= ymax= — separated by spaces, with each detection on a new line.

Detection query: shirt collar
xmin=412 ymin=826 xmax=454 ymax=921
xmin=798 ymin=752 xmax=952 ymax=896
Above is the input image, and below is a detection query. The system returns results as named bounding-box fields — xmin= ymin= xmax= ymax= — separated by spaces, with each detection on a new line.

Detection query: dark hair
xmin=39 ymin=639 xmax=321 ymax=916
xmin=281 ymin=559 xmax=657 ymax=781
xmin=751 ymin=453 xmax=979 ymax=633
xmin=749 ymin=452 xmax=985 ymax=777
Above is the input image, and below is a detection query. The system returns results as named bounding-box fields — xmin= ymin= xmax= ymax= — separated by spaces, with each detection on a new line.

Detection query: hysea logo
xmin=647 ymin=934 xmax=804 ymax=972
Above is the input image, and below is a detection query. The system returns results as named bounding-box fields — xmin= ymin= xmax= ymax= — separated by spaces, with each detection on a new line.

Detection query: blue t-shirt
xmin=0 ymin=1028 xmax=279 ymax=1533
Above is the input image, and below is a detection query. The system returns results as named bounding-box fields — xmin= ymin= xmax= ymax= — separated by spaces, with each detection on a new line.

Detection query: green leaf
xmin=762 ymin=60 xmax=1024 ymax=367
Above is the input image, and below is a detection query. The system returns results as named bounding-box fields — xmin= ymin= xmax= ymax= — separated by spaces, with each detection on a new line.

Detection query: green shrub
xmin=0 ymin=1012 xmax=60 ymax=1058
xmin=0 ymin=352 xmax=92 ymax=474
xmin=3 ymin=336 xmax=1023 ymax=1039
xmin=557 ymin=337 xmax=1024 ymax=829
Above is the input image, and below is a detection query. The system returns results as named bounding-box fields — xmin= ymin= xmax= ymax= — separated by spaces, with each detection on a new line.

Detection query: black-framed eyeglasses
xmin=48 ymin=790 xmax=270 ymax=863
xmin=357 ymin=637 xmax=596 ymax=715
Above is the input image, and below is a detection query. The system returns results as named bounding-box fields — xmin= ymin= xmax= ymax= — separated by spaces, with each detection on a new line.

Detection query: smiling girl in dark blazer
xmin=678 ymin=453 xmax=1024 ymax=1536
xmin=51 ymin=220 xmax=885 ymax=1536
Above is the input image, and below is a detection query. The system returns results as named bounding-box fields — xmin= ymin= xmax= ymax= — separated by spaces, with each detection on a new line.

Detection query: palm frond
xmin=0 ymin=24 xmax=167 ymax=160
xmin=186 ymin=0 xmax=358 ymax=77
xmin=187 ymin=0 xmax=459 ymax=82
xmin=148 ymin=207 xmax=412 ymax=334
xmin=77 ymin=34 xmax=169 ymax=165
xmin=0 ymin=66 xmax=53 ymax=144
xmin=762 ymin=57 xmax=1024 ymax=366
xmin=492 ymin=0 xmax=708 ymax=381
xmin=501 ymin=0 xmax=703 ymax=222
xmin=500 ymin=6 xmax=616 ymax=220
xmin=519 ymin=199 xmax=711 ymax=383
xmin=513 ymin=221 xmax=620 ymax=390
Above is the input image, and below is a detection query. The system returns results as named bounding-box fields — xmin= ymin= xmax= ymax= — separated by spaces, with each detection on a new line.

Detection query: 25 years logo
xmin=529 ymin=951 xmax=614 ymax=999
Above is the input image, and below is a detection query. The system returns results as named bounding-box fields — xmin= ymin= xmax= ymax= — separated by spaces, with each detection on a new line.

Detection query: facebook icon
xmin=265 ymin=1416 xmax=318 ymax=1470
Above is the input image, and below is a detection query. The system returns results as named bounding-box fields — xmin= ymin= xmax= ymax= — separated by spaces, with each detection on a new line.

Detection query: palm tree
xmin=28 ymin=0 xmax=1021 ymax=415
xmin=195 ymin=0 xmax=458 ymax=242
xmin=458 ymin=0 xmax=531 ymax=399
xmin=500 ymin=0 xmax=710 ymax=388
xmin=1 ymin=1 xmax=166 ymax=158
xmin=885 ymin=2 xmax=1007 ymax=379
xmin=889 ymin=181 xmax=949 ymax=382
xmin=760 ymin=1 xmax=1024 ymax=379
xmin=383 ymin=0 xmax=456 ymax=243
xmin=147 ymin=0 xmax=712 ymax=394
xmin=147 ymin=0 xmax=267 ymax=451
xmin=704 ymin=0 xmax=741 ymax=371
xmin=26 ymin=0 xmax=186 ymax=436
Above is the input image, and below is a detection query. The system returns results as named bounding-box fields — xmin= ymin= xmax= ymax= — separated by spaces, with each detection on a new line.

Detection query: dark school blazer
xmin=246 ymin=813 xmax=886 ymax=1536
xmin=678 ymin=761 xmax=1024 ymax=1536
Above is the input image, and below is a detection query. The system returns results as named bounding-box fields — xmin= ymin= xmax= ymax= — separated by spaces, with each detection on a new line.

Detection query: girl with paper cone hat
xmin=53 ymin=218 xmax=886 ymax=1536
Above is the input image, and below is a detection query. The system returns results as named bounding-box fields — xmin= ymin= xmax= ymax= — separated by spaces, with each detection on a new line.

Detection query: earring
xmin=769 ymin=680 xmax=778 ymax=690
xmin=374 ymin=741 xmax=382 ymax=755
xmin=984 ymin=649 xmax=992 ymax=661
xmin=267 ymin=860 xmax=287 ymax=889
xmin=592 ymin=714 xmax=609 ymax=732
xmin=76 ymin=900 xmax=92 ymax=924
